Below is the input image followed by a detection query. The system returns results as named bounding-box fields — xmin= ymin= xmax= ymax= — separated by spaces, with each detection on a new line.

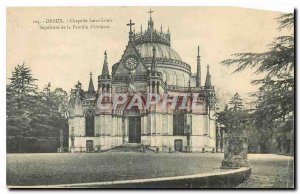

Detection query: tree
xmin=228 ymin=92 xmax=244 ymax=111
xmin=8 ymin=63 xmax=38 ymax=97
xmin=221 ymin=13 xmax=294 ymax=155
xmin=216 ymin=94 xmax=248 ymax=134
xmin=7 ymin=64 xmax=68 ymax=153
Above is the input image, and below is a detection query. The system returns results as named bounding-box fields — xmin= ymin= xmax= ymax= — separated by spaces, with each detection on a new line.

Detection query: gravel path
xmin=238 ymin=154 xmax=294 ymax=188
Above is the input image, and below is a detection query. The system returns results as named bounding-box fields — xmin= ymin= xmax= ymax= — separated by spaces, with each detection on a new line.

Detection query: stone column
xmin=57 ymin=129 xmax=64 ymax=153
xmin=221 ymin=132 xmax=250 ymax=169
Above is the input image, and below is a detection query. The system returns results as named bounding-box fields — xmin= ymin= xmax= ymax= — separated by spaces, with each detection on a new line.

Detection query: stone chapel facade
xmin=68 ymin=11 xmax=217 ymax=152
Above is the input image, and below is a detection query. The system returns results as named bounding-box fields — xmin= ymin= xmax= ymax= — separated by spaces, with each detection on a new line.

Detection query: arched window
xmin=161 ymin=71 xmax=167 ymax=82
xmin=173 ymin=72 xmax=177 ymax=86
xmin=173 ymin=111 xmax=185 ymax=135
xmin=85 ymin=109 xmax=95 ymax=137
xmin=181 ymin=74 xmax=186 ymax=87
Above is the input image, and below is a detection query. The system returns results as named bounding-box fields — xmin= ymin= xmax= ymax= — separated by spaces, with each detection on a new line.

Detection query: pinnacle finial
xmin=151 ymin=46 xmax=157 ymax=72
xmin=90 ymin=72 xmax=92 ymax=77
xmin=198 ymin=46 xmax=200 ymax=57
xmin=205 ymin=65 xmax=212 ymax=88
xmin=104 ymin=50 xmax=107 ymax=57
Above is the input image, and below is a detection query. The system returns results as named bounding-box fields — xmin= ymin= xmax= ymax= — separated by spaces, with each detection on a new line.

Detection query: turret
xmin=98 ymin=51 xmax=112 ymax=99
xmin=149 ymin=46 xmax=163 ymax=94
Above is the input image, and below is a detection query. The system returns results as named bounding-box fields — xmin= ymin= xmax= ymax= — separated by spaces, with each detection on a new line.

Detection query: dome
xmin=136 ymin=42 xmax=182 ymax=61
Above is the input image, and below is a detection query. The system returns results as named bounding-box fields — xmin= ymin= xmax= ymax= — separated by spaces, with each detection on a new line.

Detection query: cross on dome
xmin=148 ymin=8 xmax=154 ymax=19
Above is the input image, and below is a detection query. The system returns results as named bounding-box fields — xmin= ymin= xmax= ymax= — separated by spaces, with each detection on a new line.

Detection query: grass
xmin=7 ymin=152 xmax=223 ymax=186
xmin=7 ymin=152 xmax=294 ymax=188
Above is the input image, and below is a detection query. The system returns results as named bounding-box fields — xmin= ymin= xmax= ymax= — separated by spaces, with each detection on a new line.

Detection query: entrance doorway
xmin=128 ymin=116 xmax=141 ymax=143
xmin=174 ymin=139 xmax=183 ymax=152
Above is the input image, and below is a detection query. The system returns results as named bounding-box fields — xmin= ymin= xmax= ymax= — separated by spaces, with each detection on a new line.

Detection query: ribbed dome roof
xmin=136 ymin=42 xmax=182 ymax=61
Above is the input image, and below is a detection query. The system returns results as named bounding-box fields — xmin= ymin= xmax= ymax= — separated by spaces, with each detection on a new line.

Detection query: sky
xmin=6 ymin=6 xmax=289 ymax=101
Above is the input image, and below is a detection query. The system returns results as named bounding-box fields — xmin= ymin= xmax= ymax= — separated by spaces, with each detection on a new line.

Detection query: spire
xmin=88 ymin=72 xmax=95 ymax=94
xmin=196 ymin=46 xmax=201 ymax=87
xmin=101 ymin=51 xmax=109 ymax=76
xmin=151 ymin=46 xmax=157 ymax=72
xmin=205 ymin=65 xmax=212 ymax=88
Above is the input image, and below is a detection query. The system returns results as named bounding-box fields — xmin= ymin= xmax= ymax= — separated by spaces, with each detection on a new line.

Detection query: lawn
xmin=7 ymin=152 xmax=223 ymax=186
xmin=7 ymin=152 xmax=294 ymax=188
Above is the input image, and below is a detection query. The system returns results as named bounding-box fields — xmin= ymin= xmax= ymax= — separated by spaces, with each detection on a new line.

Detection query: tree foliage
xmin=216 ymin=93 xmax=248 ymax=134
xmin=221 ymin=13 xmax=294 ymax=154
xmin=8 ymin=63 xmax=38 ymax=97
xmin=228 ymin=92 xmax=244 ymax=111
xmin=7 ymin=64 xmax=69 ymax=153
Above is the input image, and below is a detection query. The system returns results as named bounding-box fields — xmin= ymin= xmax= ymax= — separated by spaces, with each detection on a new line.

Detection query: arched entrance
xmin=128 ymin=116 xmax=141 ymax=143
xmin=124 ymin=105 xmax=142 ymax=143
xmin=114 ymin=93 xmax=146 ymax=144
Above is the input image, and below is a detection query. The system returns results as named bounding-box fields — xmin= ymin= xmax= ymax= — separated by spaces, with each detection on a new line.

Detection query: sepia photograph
xmin=6 ymin=6 xmax=294 ymax=189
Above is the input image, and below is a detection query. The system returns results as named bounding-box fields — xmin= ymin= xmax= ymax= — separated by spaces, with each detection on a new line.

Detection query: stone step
xmin=107 ymin=143 xmax=155 ymax=153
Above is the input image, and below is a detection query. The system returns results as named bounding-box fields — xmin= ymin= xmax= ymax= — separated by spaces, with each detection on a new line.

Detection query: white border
xmin=1 ymin=0 xmax=298 ymax=194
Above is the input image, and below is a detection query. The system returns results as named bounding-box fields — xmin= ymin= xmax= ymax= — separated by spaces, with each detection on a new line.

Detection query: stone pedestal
xmin=221 ymin=134 xmax=250 ymax=169
xmin=70 ymin=147 xmax=76 ymax=153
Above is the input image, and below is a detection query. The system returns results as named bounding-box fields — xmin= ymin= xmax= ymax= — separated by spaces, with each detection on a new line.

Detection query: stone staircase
xmin=107 ymin=143 xmax=155 ymax=153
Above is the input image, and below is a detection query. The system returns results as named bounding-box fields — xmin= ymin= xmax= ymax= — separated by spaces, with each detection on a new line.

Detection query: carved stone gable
xmin=114 ymin=41 xmax=148 ymax=77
